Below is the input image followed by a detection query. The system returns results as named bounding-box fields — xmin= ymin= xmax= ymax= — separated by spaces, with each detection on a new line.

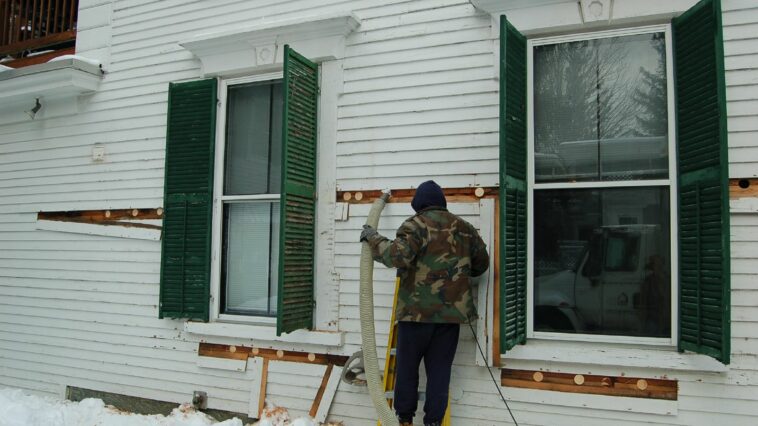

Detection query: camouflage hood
xmin=366 ymin=207 xmax=490 ymax=323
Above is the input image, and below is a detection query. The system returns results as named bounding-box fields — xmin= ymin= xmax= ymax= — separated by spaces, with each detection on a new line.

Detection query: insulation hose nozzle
xmin=358 ymin=192 xmax=398 ymax=425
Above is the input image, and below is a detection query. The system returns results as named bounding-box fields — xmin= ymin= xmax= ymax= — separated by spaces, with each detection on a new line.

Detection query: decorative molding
xmin=180 ymin=12 xmax=360 ymax=76
xmin=579 ymin=0 xmax=613 ymax=23
xmin=471 ymin=0 xmax=698 ymax=36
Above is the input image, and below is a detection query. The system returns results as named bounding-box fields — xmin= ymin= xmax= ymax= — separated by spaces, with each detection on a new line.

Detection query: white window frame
xmin=525 ymin=24 xmax=679 ymax=347
xmin=210 ymin=71 xmax=284 ymax=326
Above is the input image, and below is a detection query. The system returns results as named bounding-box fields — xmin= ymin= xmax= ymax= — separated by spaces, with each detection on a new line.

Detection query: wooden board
xmin=259 ymin=358 xmax=269 ymax=417
xmin=198 ymin=343 xmax=349 ymax=366
xmin=38 ymin=208 xmax=164 ymax=221
xmin=730 ymin=178 xmax=758 ymax=199
xmin=309 ymin=364 xmax=334 ymax=417
xmin=337 ymin=186 xmax=498 ymax=204
xmin=501 ymin=368 xmax=677 ymax=400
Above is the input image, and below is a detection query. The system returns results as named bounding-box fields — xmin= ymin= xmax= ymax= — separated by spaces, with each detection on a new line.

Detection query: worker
xmin=360 ymin=180 xmax=490 ymax=426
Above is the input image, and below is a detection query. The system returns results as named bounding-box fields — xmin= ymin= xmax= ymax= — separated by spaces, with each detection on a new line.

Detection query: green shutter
xmin=499 ymin=16 xmax=528 ymax=353
xmin=277 ymin=45 xmax=318 ymax=335
xmin=159 ymin=79 xmax=217 ymax=321
xmin=673 ymin=0 xmax=730 ymax=364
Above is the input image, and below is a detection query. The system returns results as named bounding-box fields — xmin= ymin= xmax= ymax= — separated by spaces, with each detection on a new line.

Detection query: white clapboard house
xmin=0 ymin=0 xmax=757 ymax=424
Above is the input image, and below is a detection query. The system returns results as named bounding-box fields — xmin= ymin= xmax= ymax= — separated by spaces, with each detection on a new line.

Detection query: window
xmin=159 ymin=46 xmax=320 ymax=336
xmin=217 ymin=77 xmax=283 ymax=318
xmin=498 ymin=0 xmax=731 ymax=364
xmin=530 ymin=29 xmax=675 ymax=342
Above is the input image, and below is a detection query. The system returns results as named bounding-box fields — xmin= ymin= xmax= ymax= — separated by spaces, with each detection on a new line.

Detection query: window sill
xmin=502 ymin=339 xmax=728 ymax=373
xmin=184 ymin=321 xmax=343 ymax=347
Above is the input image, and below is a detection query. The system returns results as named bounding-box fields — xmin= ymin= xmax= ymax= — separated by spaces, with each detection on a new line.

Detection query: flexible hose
xmin=359 ymin=192 xmax=398 ymax=426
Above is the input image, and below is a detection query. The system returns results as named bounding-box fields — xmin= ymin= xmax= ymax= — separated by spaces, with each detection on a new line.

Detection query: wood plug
xmin=105 ymin=210 xmax=111 ymax=218
xmin=276 ymin=350 xmax=284 ymax=359
xmin=636 ymin=379 xmax=648 ymax=390
xmin=157 ymin=208 xmax=163 ymax=216
xmin=252 ymin=347 xmax=259 ymax=355
xmin=355 ymin=192 xmax=363 ymax=201
xmin=574 ymin=374 xmax=585 ymax=385
xmin=229 ymin=345 xmax=236 ymax=353
xmin=532 ymin=371 xmax=543 ymax=382
xmin=131 ymin=209 xmax=139 ymax=217
xmin=342 ymin=192 xmax=352 ymax=201
xmin=308 ymin=353 xmax=316 ymax=362
xmin=474 ymin=187 xmax=485 ymax=198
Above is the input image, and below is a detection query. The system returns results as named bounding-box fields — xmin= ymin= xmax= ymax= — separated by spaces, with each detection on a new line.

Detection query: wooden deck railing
xmin=0 ymin=0 xmax=78 ymax=56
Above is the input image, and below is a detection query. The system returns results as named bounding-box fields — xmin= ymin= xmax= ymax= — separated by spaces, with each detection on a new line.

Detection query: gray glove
xmin=360 ymin=224 xmax=378 ymax=242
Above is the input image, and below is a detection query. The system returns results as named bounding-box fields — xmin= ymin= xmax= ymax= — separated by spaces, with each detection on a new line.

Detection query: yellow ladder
xmin=378 ymin=278 xmax=452 ymax=426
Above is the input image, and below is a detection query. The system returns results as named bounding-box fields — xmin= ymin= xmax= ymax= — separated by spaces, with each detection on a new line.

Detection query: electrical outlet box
xmin=192 ymin=391 xmax=207 ymax=409
xmin=92 ymin=145 xmax=106 ymax=162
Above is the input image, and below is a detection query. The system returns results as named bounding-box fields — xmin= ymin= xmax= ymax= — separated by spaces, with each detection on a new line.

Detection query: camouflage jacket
xmin=365 ymin=207 xmax=490 ymax=323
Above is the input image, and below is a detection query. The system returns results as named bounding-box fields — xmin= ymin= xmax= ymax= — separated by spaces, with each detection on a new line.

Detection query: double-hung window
xmin=530 ymin=28 xmax=676 ymax=343
xmin=215 ymin=75 xmax=283 ymax=319
xmin=159 ymin=46 xmax=320 ymax=336
xmin=498 ymin=0 xmax=731 ymax=364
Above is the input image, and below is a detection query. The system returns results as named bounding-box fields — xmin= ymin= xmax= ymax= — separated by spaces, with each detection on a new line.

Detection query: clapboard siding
xmin=723 ymin=4 xmax=758 ymax=178
xmin=0 ymin=0 xmax=756 ymax=425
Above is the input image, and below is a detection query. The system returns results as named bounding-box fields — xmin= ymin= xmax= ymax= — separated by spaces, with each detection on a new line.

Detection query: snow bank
xmin=0 ymin=388 xmax=241 ymax=426
xmin=0 ymin=388 xmax=335 ymax=426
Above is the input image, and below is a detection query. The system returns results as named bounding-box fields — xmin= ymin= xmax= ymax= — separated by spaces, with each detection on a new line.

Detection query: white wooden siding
xmin=0 ymin=0 xmax=756 ymax=425
xmin=724 ymin=4 xmax=758 ymax=177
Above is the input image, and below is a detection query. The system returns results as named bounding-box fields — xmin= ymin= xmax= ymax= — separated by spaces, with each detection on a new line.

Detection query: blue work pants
xmin=394 ymin=321 xmax=460 ymax=424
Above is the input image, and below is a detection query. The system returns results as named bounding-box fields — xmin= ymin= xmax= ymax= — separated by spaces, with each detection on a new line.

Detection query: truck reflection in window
xmin=535 ymin=225 xmax=670 ymax=337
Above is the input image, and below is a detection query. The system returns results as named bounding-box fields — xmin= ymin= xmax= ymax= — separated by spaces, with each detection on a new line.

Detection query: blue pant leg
xmin=422 ymin=323 xmax=460 ymax=424
xmin=394 ymin=321 xmax=433 ymax=421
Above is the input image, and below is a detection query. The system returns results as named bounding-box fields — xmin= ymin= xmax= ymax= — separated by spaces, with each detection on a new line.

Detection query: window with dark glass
xmin=532 ymin=31 xmax=672 ymax=339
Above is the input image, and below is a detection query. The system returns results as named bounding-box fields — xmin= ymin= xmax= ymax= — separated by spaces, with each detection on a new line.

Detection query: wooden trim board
xmin=198 ymin=342 xmax=349 ymax=366
xmin=337 ymin=186 xmax=498 ymax=204
xmin=38 ymin=208 xmax=164 ymax=221
xmin=501 ymin=368 xmax=677 ymax=400
xmin=730 ymin=178 xmax=758 ymax=199
xmin=309 ymin=364 xmax=334 ymax=417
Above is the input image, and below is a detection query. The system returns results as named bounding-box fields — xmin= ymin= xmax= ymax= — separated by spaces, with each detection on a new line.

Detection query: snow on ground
xmin=0 ymin=388 xmax=333 ymax=426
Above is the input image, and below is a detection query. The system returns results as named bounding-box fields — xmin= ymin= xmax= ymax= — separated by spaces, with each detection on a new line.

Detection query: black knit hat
xmin=411 ymin=180 xmax=447 ymax=212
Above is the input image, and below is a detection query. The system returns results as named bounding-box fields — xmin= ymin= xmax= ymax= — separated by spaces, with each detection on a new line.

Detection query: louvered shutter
xmin=499 ymin=16 xmax=528 ymax=352
xmin=673 ymin=0 xmax=731 ymax=364
xmin=277 ymin=45 xmax=319 ymax=335
xmin=159 ymin=79 xmax=217 ymax=321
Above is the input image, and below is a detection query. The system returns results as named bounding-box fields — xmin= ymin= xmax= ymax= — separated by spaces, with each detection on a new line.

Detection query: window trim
xmin=525 ymin=24 xmax=679 ymax=346
xmin=210 ymin=71 xmax=285 ymax=324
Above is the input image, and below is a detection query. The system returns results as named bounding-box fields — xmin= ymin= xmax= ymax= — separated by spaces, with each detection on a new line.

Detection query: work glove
xmin=360 ymin=224 xmax=378 ymax=242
